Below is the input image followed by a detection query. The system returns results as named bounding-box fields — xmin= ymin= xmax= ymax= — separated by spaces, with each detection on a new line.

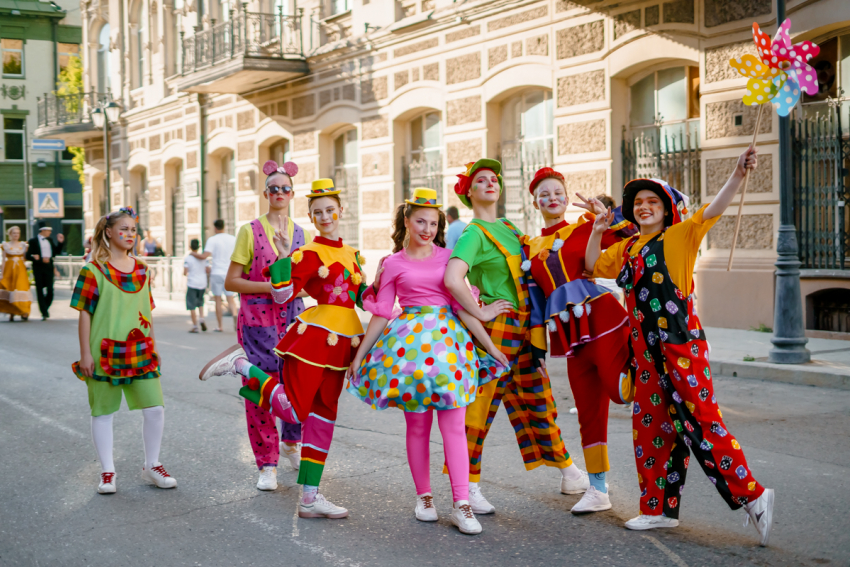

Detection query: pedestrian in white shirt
xmin=184 ymin=238 xmax=208 ymax=333
xmin=191 ymin=219 xmax=238 ymax=332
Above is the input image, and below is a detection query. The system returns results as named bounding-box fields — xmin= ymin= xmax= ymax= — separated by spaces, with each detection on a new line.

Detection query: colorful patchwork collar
xmin=96 ymin=259 xmax=147 ymax=293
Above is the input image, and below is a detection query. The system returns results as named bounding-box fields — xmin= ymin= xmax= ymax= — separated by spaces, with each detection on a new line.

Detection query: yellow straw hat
xmin=404 ymin=187 xmax=442 ymax=208
xmin=308 ymin=178 xmax=342 ymax=197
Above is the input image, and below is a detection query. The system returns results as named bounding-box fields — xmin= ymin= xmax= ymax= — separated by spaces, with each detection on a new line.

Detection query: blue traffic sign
xmin=32 ymin=139 xmax=66 ymax=151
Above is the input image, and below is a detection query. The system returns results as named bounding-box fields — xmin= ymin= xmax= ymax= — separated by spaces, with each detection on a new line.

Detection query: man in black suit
xmin=26 ymin=221 xmax=64 ymax=320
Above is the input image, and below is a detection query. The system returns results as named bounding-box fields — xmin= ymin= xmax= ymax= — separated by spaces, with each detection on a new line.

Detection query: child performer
xmin=443 ymin=159 xmax=588 ymax=515
xmin=524 ymin=168 xmax=634 ymax=514
xmin=201 ymin=179 xmax=368 ymax=519
xmin=345 ymin=188 xmax=510 ymax=535
xmin=205 ymin=160 xmax=309 ymax=491
xmin=585 ymin=148 xmax=775 ymax=545
xmin=71 ymin=208 xmax=176 ymax=494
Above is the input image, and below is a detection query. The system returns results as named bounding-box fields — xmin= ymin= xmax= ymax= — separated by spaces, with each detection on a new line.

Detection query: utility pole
xmin=768 ymin=0 xmax=811 ymax=364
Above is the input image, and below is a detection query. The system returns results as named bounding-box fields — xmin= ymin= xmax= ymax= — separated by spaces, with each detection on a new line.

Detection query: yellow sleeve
xmin=592 ymin=239 xmax=628 ymax=279
xmin=230 ymin=223 xmax=254 ymax=268
xmin=662 ymin=204 xmax=720 ymax=295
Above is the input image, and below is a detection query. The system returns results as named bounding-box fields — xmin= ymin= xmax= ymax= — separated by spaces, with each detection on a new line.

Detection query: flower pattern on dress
xmin=324 ymin=274 xmax=349 ymax=303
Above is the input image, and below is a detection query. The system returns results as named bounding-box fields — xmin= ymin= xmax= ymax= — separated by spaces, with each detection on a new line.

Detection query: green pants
xmin=86 ymin=377 xmax=164 ymax=416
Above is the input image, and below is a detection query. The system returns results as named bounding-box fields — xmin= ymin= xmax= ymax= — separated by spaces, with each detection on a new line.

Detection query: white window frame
xmin=1 ymin=38 xmax=24 ymax=79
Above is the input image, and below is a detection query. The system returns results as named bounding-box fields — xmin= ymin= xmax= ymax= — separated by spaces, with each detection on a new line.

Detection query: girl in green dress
xmin=72 ymin=208 xmax=176 ymax=494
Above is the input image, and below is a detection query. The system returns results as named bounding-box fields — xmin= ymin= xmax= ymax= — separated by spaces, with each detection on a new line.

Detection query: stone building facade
xmin=44 ymin=0 xmax=850 ymax=330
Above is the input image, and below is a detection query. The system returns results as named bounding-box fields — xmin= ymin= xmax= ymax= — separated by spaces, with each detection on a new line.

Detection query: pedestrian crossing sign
xmin=33 ymin=188 xmax=64 ymax=218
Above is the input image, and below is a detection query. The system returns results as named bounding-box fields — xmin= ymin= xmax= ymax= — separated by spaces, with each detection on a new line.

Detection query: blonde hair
xmin=90 ymin=211 xmax=142 ymax=267
xmin=5 ymin=225 xmax=20 ymax=239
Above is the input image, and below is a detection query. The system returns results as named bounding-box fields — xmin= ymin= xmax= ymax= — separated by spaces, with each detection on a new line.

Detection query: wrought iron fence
xmin=36 ymin=91 xmax=112 ymax=129
xmin=330 ymin=166 xmax=359 ymax=247
xmin=401 ymin=155 xmax=443 ymax=203
xmin=181 ymin=8 xmax=304 ymax=74
xmin=622 ymin=124 xmax=701 ymax=210
xmin=500 ymin=140 xmax=553 ymax=236
xmin=792 ymin=103 xmax=850 ymax=270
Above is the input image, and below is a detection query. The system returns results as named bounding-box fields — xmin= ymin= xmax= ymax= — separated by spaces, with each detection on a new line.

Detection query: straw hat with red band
xmin=622 ymin=178 xmax=690 ymax=227
xmin=453 ymin=158 xmax=503 ymax=209
xmin=528 ymin=167 xmax=565 ymax=195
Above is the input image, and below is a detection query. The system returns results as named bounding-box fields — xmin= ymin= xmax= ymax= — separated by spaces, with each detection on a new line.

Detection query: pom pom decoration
xmin=351 ymin=272 xmax=362 ymax=285
xmin=291 ymin=250 xmax=304 ymax=264
xmin=351 ymin=336 xmax=361 ymax=348
xmin=539 ymin=249 xmax=551 ymax=262
xmin=317 ymin=265 xmax=330 ymax=278
xmin=552 ymin=239 xmax=564 ymax=252
xmin=247 ymin=377 xmax=260 ymax=390
xmin=558 ymin=310 xmax=570 ymax=322
xmin=547 ymin=319 xmax=557 ymax=332
xmin=297 ymin=323 xmax=308 ymax=334
xmin=521 ymin=259 xmax=532 ymax=272
xmin=327 ymin=332 xmax=339 ymax=346
xmin=572 ymin=304 xmax=585 ymax=317
xmin=263 ymin=160 xmax=299 ymax=177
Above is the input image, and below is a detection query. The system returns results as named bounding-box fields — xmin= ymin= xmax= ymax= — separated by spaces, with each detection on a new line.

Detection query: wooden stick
xmin=727 ymin=103 xmax=765 ymax=271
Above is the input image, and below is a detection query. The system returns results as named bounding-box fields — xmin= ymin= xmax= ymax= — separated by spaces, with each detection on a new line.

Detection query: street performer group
xmin=73 ymin=147 xmax=775 ymax=545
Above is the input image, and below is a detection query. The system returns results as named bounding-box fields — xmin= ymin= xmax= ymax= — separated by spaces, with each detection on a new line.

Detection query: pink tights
xmin=404 ymin=407 xmax=469 ymax=503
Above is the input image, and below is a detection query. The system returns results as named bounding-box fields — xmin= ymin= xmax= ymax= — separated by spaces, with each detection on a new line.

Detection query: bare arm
xmin=224 ymin=260 xmax=270 ymax=294
xmin=192 ymin=251 xmax=212 ymax=260
xmin=444 ymin=259 xmax=511 ymax=321
xmin=703 ymin=147 xmax=758 ymax=220
xmin=456 ymin=310 xmax=509 ymax=368
xmin=345 ymin=315 xmax=390 ymax=383
xmin=78 ymin=310 xmax=95 ymax=378
xmin=586 ymin=209 xmax=615 ymax=274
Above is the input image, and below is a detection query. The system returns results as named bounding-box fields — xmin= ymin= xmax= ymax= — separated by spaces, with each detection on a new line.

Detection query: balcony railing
xmin=401 ymin=154 xmax=443 ymax=203
xmin=181 ymin=8 xmax=304 ymax=75
xmin=36 ymin=91 xmax=112 ymax=129
xmin=501 ymin=139 xmax=553 ymax=236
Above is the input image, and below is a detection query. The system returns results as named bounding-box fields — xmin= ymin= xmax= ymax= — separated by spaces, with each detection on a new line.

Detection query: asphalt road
xmin=1 ymin=290 xmax=848 ymax=567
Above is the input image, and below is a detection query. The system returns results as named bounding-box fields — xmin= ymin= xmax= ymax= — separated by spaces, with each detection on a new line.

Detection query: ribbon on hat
xmin=453 ymin=162 xmax=476 ymax=198
xmin=262 ymin=160 xmax=299 ymax=177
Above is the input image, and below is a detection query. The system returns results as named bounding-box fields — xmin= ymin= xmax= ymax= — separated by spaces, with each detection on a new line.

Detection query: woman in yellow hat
xmin=342 ymin=188 xmax=509 ymax=535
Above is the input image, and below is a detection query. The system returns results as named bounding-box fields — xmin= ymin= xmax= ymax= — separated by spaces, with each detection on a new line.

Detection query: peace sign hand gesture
xmin=273 ymin=216 xmax=291 ymax=259
xmin=572 ymin=193 xmax=606 ymax=215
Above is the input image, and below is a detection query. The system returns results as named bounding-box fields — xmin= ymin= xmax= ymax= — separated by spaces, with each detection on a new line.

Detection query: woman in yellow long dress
xmin=0 ymin=226 xmax=32 ymax=321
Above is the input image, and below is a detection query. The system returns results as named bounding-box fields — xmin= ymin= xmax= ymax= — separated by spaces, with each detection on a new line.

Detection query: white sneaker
xmin=141 ymin=463 xmax=177 ymax=489
xmin=414 ymin=493 xmax=438 ymax=522
xmin=571 ymin=485 xmax=612 ymax=514
xmin=744 ymin=488 xmax=774 ymax=547
xmin=451 ymin=501 xmax=482 ymax=535
xmin=624 ymin=515 xmax=679 ymax=530
xmin=299 ymin=494 xmax=349 ymax=518
xmin=281 ymin=442 xmax=301 ymax=471
xmin=198 ymin=344 xmax=245 ymax=381
xmin=98 ymin=472 xmax=116 ymax=494
xmin=560 ymin=469 xmax=590 ymax=494
xmin=468 ymin=483 xmax=495 ymax=515
xmin=257 ymin=466 xmax=278 ymax=491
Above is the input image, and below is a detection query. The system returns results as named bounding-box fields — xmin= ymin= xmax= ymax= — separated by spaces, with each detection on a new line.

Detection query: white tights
xmin=90 ymin=406 xmax=165 ymax=473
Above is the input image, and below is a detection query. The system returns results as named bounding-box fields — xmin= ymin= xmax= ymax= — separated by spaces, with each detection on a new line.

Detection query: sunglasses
xmin=266 ymin=185 xmax=293 ymax=195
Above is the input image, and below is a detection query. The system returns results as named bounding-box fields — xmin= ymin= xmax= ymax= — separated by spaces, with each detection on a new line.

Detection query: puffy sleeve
xmin=267 ymin=249 xmax=321 ymax=305
xmin=362 ymin=255 xmax=401 ymax=319
xmin=592 ymin=240 xmax=628 ymax=279
xmin=70 ymin=264 xmax=99 ymax=314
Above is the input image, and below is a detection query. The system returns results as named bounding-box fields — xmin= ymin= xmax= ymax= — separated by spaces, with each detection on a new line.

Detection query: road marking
xmin=244 ymin=512 xmax=360 ymax=567
xmin=642 ymin=535 xmax=689 ymax=567
xmin=0 ymin=393 xmax=86 ymax=439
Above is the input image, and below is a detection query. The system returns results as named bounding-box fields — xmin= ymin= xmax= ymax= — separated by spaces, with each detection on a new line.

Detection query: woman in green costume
xmin=71 ymin=208 xmax=177 ymax=494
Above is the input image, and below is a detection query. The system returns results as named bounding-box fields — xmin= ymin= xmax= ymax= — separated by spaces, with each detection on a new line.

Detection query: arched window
xmin=97 ymin=24 xmax=110 ymax=93
xmin=332 ymin=128 xmax=358 ymax=246
xmin=334 ymin=129 xmax=358 ymax=171
xmin=801 ymin=33 xmax=850 ymax=123
xmin=629 ymin=66 xmax=700 ymax=147
xmin=269 ymin=138 xmax=291 ymax=165
xmin=410 ymin=111 xmax=441 ymax=164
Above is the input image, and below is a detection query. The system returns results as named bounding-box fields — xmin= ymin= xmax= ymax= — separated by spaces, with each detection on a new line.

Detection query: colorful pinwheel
xmin=729 ymin=19 xmax=820 ymax=116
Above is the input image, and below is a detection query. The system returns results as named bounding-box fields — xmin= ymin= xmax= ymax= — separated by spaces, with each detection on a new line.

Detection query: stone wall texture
xmin=150 ymin=160 xmax=162 ymax=177
xmin=704 ymin=0 xmax=770 ymax=28
xmin=277 ymin=101 xmax=288 ymax=116
xmin=706 ymin=154 xmax=773 ymax=195
xmin=362 ymin=190 xmax=391 ymax=213
xmin=446 ymin=26 xmax=480 ymax=43
xmin=292 ymin=94 xmax=315 ymax=119
xmin=361 ymin=115 xmax=389 ymax=140
xmin=562 ymin=170 xmax=607 ymax=202
xmin=558 ymin=120 xmax=606 ymax=154
xmin=361 ymin=77 xmax=388 ymax=103
xmin=187 ymin=207 xmax=199 ymax=224
xmin=238 ymin=171 xmax=255 ymax=192
xmin=526 ymin=35 xmax=548 ymax=56
xmin=293 ymin=129 xmax=315 ymax=151
xmin=149 ymin=210 xmax=164 ymax=228
xmin=394 ymin=38 xmax=438 ymax=58
xmin=557 ymin=70 xmax=605 ymax=107
xmin=511 ymin=41 xmax=523 ymax=58
xmin=705 ymin=41 xmax=758 ymax=83
xmin=556 ymin=20 xmax=604 ymax=60
xmin=149 ymin=185 xmax=162 ymax=201
xmin=447 ymin=96 xmax=482 ymax=126
xmin=186 ymin=123 xmax=197 ymax=141
xmin=708 ymin=214 xmax=773 ymax=249
xmin=395 ymin=70 xmax=410 ymax=90
xmin=489 ymin=45 xmax=508 ymax=69
xmin=238 ymin=201 xmax=257 ymax=222
xmin=447 ymin=138 xmax=483 ymax=167
xmin=663 ymin=0 xmax=694 ymax=23
xmin=149 ymin=135 xmax=161 ymax=152
xmin=488 ymin=6 xmax=548 ymax=32
xmin=614 ymin=10 xmax=640 ymax=39
xmin=361 ymin=152 xmax=390 ymax=177
xmin=186 ymin=151 xmax=198 ymax=169
xmin=363 ymin=227 xmax=393 ymax=250
xmin=319 ymin=89 xmax=332 ymax=108
xmin=237 ymin=110 xmax=254 ymax=130
xmin=237 ymin=141 xmax=254 ymax=161
xmin=645 ymin=5 xmax=659 ymax=25
xmin=423 ymin=63 xmax=439 ymax=81
xmin=342 ymin=84 xmax=356 ymax=101
xmin=446 ymin=52 xmax=481 ymax=85
xmin=293 ymin=197 xmax=309 ymax=218
xmin=705 ymin=100 xmax=772 ymax=139
xmin=298 ymin=162 xmax=316 ymax=183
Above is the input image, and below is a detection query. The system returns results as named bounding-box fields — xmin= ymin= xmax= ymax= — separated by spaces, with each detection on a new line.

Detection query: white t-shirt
xmin=204 ymin=232 xmax=237 ymax=277
xmin=184 ymin=254 xmax=209 ymax=290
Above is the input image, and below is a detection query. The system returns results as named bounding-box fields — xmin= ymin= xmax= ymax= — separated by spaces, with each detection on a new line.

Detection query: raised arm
xmin=703 ymin=147 xmax=758 ymax=221
xmin=585 ymin=208 xmax=615 ymax=274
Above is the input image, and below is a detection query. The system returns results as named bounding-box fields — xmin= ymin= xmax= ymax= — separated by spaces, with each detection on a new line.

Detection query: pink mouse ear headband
xmin=263 ymin=160 xmax=298 ymax=178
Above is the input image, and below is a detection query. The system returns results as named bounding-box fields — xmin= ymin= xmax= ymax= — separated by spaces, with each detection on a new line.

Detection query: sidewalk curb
xmin=712 ymin=359 xmax=850 ymax=390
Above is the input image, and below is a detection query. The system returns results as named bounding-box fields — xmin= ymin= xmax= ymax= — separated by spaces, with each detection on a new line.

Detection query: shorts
xmin=210 ymin=274 xmax=235 ymax=297
xmin=186 ymin=287 xmax=206 ymax=310
xmin=86 ymin=377 xmax=164 ymax=416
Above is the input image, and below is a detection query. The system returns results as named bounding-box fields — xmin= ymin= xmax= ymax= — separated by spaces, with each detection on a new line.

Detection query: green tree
xmin=54 ymin=56 xmax=85 ymax=185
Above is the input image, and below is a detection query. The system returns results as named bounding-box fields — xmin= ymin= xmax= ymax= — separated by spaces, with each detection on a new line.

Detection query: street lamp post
xmin=91 ymin=100 xmax=121 ymax=214
xmin=768 ymin=0 xmax=811 ymax=364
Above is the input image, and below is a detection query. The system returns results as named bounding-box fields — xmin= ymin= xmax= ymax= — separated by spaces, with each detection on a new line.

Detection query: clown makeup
xmin=633 ymin=189 xmax=667 ymax=232
xmin=470 ymin=169 xmax=500 ymax=204
xmin=106 ymin=217 xmax=138 ymax=252
xmin=309 ymin=196 xmax=342 ymax=240
xmin=534 ymin=178 xmax=568 ymax=220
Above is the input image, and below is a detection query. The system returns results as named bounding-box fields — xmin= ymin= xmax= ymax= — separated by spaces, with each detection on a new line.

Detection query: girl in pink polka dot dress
xmin=345 ymin=188 xmax=510 ymax=535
